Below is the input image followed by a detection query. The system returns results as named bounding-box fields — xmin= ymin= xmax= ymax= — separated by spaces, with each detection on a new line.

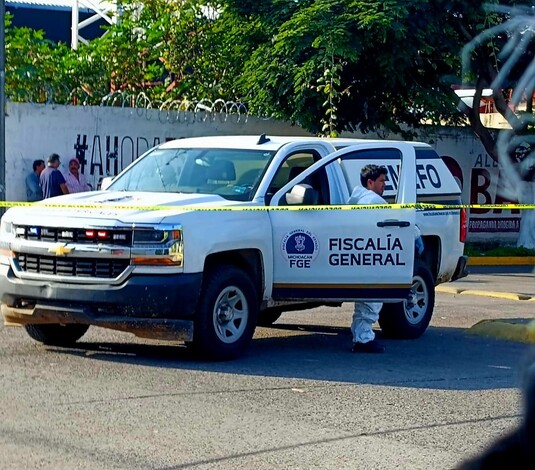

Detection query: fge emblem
xmin=281 ymin=229 xmax=319 ymax=268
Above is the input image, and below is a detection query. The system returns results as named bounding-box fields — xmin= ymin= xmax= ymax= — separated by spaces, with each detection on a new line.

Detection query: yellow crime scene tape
xmin=0 ymin=201 xmax=534 ymax=212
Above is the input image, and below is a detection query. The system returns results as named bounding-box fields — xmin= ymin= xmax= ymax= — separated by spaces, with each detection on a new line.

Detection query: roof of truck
xmin=159 ymin=135 xmax=433 ymax=152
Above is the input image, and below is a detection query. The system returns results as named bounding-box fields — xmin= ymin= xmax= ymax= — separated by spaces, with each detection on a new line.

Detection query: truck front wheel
xmin=193 ymin=266 xmax=258 ymax=360
xmin=24 ymin=324 xmax=89 ymax=346
xmin=378 ymin=262 xmax=435 ymax=339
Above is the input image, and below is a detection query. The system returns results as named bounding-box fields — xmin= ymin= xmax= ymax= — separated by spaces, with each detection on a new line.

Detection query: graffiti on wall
xmin=442 ymin=153 xmax=521 ymax=235
xmin=73 ymin=133 xmax=178 ymax=186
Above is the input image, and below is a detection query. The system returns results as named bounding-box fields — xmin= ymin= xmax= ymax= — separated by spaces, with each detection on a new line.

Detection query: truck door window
xmin=267 ymin=151 xmax=330 ymax=204
xmin=339 ymin=148 xmax=403 ymax=203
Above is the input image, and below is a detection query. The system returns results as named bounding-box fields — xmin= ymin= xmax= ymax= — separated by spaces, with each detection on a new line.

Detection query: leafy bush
xmin=465 ymin=242 xmax=535 ymax=257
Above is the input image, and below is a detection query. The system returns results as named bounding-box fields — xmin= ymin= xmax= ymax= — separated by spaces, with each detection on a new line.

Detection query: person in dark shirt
xmin=25 ymin=159 xmax=45 ymax=202
xmin=40 ymin=153 xmax=69 ymax=199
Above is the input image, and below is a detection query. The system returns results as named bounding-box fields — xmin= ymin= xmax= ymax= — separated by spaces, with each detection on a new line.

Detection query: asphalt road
xmin=0 ymin=291 xmax=533 ymax=470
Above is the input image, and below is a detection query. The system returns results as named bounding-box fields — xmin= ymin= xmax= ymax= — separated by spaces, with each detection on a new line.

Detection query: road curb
xmin=436 ymin=285 xmax=532 ymax=301
xmin=459 ymin=290 xmax=532 ymax=301
xmin=468 ymin=256 xmax=535 ymax=266
xmin=468 ymin=319 xmax=535 ymax=344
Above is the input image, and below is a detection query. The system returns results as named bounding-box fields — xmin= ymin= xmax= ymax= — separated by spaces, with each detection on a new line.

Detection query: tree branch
xmin=458 ymin=76 xmax=499 ymax=162
xmin=486 ymin=63 xmax=527 ymax=134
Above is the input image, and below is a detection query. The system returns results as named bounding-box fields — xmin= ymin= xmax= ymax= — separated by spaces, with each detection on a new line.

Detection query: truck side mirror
xmin=100 ymin=177 xmax=114 ymax=190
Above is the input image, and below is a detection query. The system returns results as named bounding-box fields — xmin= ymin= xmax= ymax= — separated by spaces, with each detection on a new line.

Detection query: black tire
xmin=193 ymin=265 xmax=258 ymax=360
xmin=257 ymin=308 xmax=283 ymax=327
xmin=24 ymin=323 xmax=89 ymax=346
xmin=378 ymin=261 xmax=435 ymax=339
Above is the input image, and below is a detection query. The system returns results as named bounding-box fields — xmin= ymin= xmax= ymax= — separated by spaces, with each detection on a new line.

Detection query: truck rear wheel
xmin=193 ymin=265 xmax=258 ymax=360
xmin=378 ymin=262 xmax=435 ymax=339
xmin=24 ymin=324 xmax=89 ymax=346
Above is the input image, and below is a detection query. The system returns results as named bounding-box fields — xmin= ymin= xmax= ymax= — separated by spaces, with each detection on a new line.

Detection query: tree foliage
xmin=5 ymin=1 xmax=230 ymax=104
xmin=460 ymin=4 xmax=535 ymax=171
xmin=4 ymin=0 xmax=534 ymax=245
xmin=4 ymin=1 xmax=534 ymax=143
xmin=4 ymin=13 xmax=72 ymax=102
xmin=224 ymin=0 xmax=468 ymax=135
xmin=461 ymin=4 xmax=535 ymax=248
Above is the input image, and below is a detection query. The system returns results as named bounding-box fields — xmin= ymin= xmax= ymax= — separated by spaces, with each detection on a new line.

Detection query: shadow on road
xmin=47 ymin=322 xmax=534 ymax=392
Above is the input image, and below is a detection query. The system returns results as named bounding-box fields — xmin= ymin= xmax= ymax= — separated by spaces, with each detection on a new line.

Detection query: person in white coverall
xmin=348 ymin=164 xmax=424 ymax=353
xmin=347 ymin=164 xmax=389 ymax=353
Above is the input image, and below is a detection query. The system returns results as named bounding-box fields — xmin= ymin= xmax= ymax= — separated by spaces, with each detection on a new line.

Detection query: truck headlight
xmin=0 ymin=221 xmax=14 ymax=265
xmin=131 ymin=227 xmax=183 ymax=267
xmin=133 ymin=229 xmax=177 ymax=244
xmin=0 ymin=220 xmax=14 ymax=236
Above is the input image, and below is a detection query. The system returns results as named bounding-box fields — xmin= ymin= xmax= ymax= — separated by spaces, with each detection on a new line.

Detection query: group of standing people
xmin=25 ymin=154 xmax=91 ymax=202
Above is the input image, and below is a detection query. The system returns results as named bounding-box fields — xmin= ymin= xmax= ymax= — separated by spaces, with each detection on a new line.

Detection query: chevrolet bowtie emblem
xmin=48 ymin=243 xmax=73 ymax=256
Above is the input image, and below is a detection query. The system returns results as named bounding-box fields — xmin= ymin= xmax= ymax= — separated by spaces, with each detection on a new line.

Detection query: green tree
xmin=221 ymin=0 xmax=534 ymax=247
xmin=5 ymin=2 xmax=533 ymax=247
xmin=226 ymin=0 xmax=467 ymax=135
xmin=83 ymin=0 xmax=229 ymax=102
xmin=4 ymin=13 xmax=73 ymax=103
xmin=461 ymin=4 xmax=535 ymax=248
xmin=221 ymin=1 xmax=530 ymax=137
xmin=5 ymin=1 xmax=230 ymax=105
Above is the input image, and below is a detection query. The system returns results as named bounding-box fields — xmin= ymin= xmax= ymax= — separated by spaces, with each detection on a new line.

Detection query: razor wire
xmin=7 ymin=81 xmax=259 ymax=125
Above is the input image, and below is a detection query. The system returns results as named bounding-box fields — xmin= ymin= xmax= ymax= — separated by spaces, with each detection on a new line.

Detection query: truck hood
xmin=4 ymin=191 xmax=241 ymax=226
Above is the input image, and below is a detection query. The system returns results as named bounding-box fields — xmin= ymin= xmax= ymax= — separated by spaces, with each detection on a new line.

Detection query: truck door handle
xmin=377 ymin=220 xmax=411 ymax=228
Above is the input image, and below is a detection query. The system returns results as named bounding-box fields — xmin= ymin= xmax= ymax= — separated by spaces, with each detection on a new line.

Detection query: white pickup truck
xmin=0 ymin=135 xmax=467 ymax=359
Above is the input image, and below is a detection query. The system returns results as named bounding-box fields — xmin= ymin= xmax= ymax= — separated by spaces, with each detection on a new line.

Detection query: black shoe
xmin=351 ymin=339 xmax=385 ymax=353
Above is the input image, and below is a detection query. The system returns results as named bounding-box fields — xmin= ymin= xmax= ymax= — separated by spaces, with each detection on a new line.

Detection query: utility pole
xmin=0 ymin=0 xmax=6 ymax=207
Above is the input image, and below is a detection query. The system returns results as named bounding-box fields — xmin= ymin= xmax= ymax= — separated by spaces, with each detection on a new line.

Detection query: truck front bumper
xmin=0 ymin=265 xmax=202 ymax=341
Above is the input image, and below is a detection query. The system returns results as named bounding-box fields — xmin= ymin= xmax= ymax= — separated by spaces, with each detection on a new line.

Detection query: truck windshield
xmin=108 ymin=147 xmax=276 ymax=201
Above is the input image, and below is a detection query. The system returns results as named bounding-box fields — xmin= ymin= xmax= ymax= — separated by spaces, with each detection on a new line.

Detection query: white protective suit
xmin=347 ymin=186 xmax=387 ymax=344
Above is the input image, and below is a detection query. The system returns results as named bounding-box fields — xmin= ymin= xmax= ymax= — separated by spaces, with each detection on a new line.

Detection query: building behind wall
xmin=6 ymin=0 xmax=111 ymax=44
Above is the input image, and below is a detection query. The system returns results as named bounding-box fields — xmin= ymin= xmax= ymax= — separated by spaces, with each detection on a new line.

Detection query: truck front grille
xmin=16 ymin=253 xmax=129 ymax=279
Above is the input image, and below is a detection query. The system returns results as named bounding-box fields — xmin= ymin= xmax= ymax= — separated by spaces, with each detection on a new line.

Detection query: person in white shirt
xmin=64 ymin=158 xmax=91 ymax=194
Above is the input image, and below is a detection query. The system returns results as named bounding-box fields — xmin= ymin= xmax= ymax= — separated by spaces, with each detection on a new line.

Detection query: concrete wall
xmin=427 ymin=127 xmax=523 ymax=244
xmin=6 ymin=102 xmax=525 ymax=244
xmin=5 ymin=102 xmax=308 ymax=199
